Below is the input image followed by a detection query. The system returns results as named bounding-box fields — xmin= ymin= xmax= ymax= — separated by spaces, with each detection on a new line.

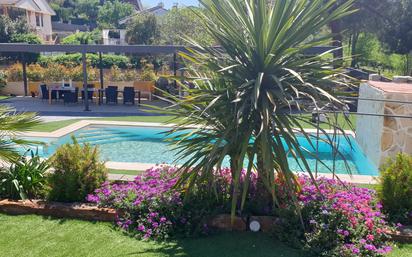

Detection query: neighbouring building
xmin=103 ymin=1 xmax=168 ymax=45
xmin=0 ymin=0 xmax=56 ymax=43
xmin=52 ymin=22 xmax=89 ymax=43
xmin=102 ymin=29 xmax=127 ymax=45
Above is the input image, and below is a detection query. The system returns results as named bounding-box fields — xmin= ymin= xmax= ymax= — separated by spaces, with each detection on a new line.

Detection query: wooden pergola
xmin=0 ymin=43 xmax=334 ymax=111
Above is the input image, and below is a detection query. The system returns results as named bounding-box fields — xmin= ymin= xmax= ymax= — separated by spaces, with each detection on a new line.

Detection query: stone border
xmin=18 ymin=120 xmax=377 ymax=184
xmin=0 ymin=199 xmax=116 ymax=222
xmin=387 ymin=227 xmax=412 ymax=244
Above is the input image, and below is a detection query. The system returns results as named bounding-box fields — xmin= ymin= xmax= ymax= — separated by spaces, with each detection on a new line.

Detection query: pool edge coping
xmin=21 ymin=120 xmax=356 ymax=138
xmin=105 ymin=161 xmax=378 ymax=184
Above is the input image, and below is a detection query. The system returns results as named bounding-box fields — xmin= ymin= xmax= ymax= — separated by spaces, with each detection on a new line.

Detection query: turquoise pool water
xmin=22 ymin=125 xmax=378 ymax=176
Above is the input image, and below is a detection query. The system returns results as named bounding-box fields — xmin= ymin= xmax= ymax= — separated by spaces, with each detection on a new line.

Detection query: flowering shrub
xmin=88 ymin=166 xmax=216 ymax=240
xmin=5 ymin=63 xmax=98 ymax=82
xmin=88 ymin=166 xmax=263 ymax=240
xmin=276 ymin=176 xmax=392 ymax=257
xmin=105 ymin=65 xmax=139 ymax=82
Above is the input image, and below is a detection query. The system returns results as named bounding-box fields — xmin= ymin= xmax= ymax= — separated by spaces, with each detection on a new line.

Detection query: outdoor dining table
xmin=97 ymin=88 xmax=142 ymax=106
xmin=47 ymin=85 xmax=76 ymax=105
xmin=47 ymin=85 xmax=96 ymax=105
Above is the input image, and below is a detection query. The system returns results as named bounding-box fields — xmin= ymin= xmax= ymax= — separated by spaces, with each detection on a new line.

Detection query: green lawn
xmin=0 ymin=95 xmax=10 ymax=101
xmin=31 ymin=114 xmax=355 ymax=133
xmin=0 ymin=214 xmax=409 ymax=257
xmin=297 ymin=113 xmax=356 ymax=130
xmin=31 ymin=116 xmax=176 ymax=132
xmin=0 ymin=214 xmax=305 ymax=257
xmin=108 ymin=169 xmax=143 ymax=176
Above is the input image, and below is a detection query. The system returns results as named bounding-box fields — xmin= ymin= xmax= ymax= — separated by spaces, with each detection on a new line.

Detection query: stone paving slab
xmin=1 ymin=96 xmax=170 ymax=117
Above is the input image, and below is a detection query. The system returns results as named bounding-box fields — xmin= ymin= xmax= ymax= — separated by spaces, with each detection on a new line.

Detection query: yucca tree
xmin=154 ymin=0 xmax=356 ymax=218
xmin=0 ymin=105 xmax=41 ymax=162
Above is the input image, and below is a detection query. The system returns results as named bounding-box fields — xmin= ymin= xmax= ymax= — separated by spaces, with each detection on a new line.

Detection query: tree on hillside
xmin=49 ymin=0 xmax=75 ymax=23
xmin=97 ymin=0 xmax=134 ymax=29
xmin=159 ymin=7 xmax=214 ymax=46
xmin=125 ymin=13 xmax=159 ymax=45
xmin=0 ymin=15 xmax=30 ymax=43
xmin=0 ymin=15 xmax=41 ymax=63
xmin=77 ymin=0 xmax=100 ymax=25
xmin=339 ymin=0 xmax=390 ymax=67
xmin=377 ymin=0 xmax=412 ymax=74
xmin=329 ymin=0 xmax=389 ymax=65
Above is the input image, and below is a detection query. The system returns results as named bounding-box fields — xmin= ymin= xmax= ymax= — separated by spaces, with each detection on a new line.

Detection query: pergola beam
xmin=0 ymin=44 xmax=191 ymax=54
xmin=0 ymin=43 xmax=335 ymax=55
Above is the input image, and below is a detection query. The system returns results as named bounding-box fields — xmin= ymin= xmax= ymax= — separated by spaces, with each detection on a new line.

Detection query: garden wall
xmin=356 ymin=81 xmax=412 ymax=167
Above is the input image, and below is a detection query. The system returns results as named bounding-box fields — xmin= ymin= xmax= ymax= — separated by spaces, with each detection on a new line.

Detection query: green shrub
xmin=48 ymin=137 xmax=107 ymax=202
xmin=378 ymin=153 xmax=412 ymax=223
xmin=0 ymin=70 xmax=7 ymax=88
xmin=39 ymin=53 xmax=131 ymax=69
xmin=61 ymin=31 xmax=101 ymax=45
xmin=10 ymin=33 xmax=42 ymax=64
xmin=0 ymin=150 xmax=50 ymax=200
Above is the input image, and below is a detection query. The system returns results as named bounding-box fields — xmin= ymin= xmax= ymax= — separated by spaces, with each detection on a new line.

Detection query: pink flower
xmin=366 ymin=234 xmax=374 ymax=241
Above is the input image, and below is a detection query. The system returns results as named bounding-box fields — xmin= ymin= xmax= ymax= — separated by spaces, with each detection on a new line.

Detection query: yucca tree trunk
xmin=255 ymin=136 xmax=274 ymax=214
xmin=229 ymin=152 xmax=243 ymax=222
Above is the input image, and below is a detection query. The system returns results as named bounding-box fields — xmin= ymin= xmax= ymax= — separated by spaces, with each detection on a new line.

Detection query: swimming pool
xmin=21 ymin=125 xmax=378 ymax=176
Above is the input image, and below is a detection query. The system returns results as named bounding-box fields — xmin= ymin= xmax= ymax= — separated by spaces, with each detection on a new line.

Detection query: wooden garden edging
xmin=386 ymin=227 xmax=412 ymax=243
xmin=0 ymin=199 xmax=116 ymax=222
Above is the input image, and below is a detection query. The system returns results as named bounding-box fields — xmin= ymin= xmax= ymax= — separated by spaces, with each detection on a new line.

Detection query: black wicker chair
xmin=105 ymin=86 xmax=118 ymax=104
xmin=123 ymin=87 xmax=135 ymax=105
xmin=40 ymin=84 xmax=57 ymax=102
xmin=63 ymin=88 xmax=79 ymax=104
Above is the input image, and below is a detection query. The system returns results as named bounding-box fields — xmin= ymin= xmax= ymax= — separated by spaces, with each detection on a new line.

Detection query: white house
xmin=103 ymin=1 xmax=169 ymax=45
xmin=0 ymin=0 xmax=56 ymax=43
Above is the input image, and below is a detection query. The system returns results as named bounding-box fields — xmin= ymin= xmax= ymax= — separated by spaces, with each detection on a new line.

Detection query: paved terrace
xmin=0 ymin=97 xmax=170 ymax=117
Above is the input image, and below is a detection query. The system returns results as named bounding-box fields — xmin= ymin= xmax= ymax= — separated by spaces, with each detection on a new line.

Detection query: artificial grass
xmin=0 ymin=214 xmax=306 ymax=257
xmin=31 ymin=119 xmax=83 ymax=132
xmin=297 ymin=113 xmax=356 ymax=130
xmin=30 ymin=114 xmax=356 ymax=133
xmin=108 ymin=169 xmax=143 ymax=176
xmin=30 ymin=116 xmax=176 ymax=132
xmin=0 ymin=214 xmax=409 ymax=257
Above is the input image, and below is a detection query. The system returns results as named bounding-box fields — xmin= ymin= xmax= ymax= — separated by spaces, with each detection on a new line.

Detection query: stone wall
xmin=381 ymin=92 xmax=412 ymax=162
xmin=356 ymin=81 xmax=412 ymax=167
xmin=356 ymin=84 xmax=385 ymax=165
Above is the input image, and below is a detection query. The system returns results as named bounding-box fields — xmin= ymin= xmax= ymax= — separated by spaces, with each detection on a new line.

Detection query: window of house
xmin=35 ymin=13 xmax=43 ymax=27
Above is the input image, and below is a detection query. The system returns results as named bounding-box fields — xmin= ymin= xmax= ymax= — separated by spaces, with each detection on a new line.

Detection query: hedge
xmin=38 ymin=53 xmax=131 ymax=69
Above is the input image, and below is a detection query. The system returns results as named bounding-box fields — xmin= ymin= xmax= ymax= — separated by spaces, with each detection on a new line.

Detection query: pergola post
xmin=82 ymin=50 xmax=90 ymax=111
xmin=21 ymin=54 xmax=28 ymax=96
xmin=99 ymin=52 xmax=104 ymax=89
xmin=173 ymin=53 xmax=181 ymax=98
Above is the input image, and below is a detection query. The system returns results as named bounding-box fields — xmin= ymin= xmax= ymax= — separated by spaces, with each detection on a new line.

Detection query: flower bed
xmin=88 ymin=166 xmax=213 ymax=239
xmin=87 ymin=165 xmax=394 ymax=256
xmin=276 ymin=176 xmax=393 ymax=257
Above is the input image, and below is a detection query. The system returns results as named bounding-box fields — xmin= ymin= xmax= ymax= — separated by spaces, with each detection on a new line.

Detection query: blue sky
xmin=141 ymin=0 xmax=200 ymax=9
